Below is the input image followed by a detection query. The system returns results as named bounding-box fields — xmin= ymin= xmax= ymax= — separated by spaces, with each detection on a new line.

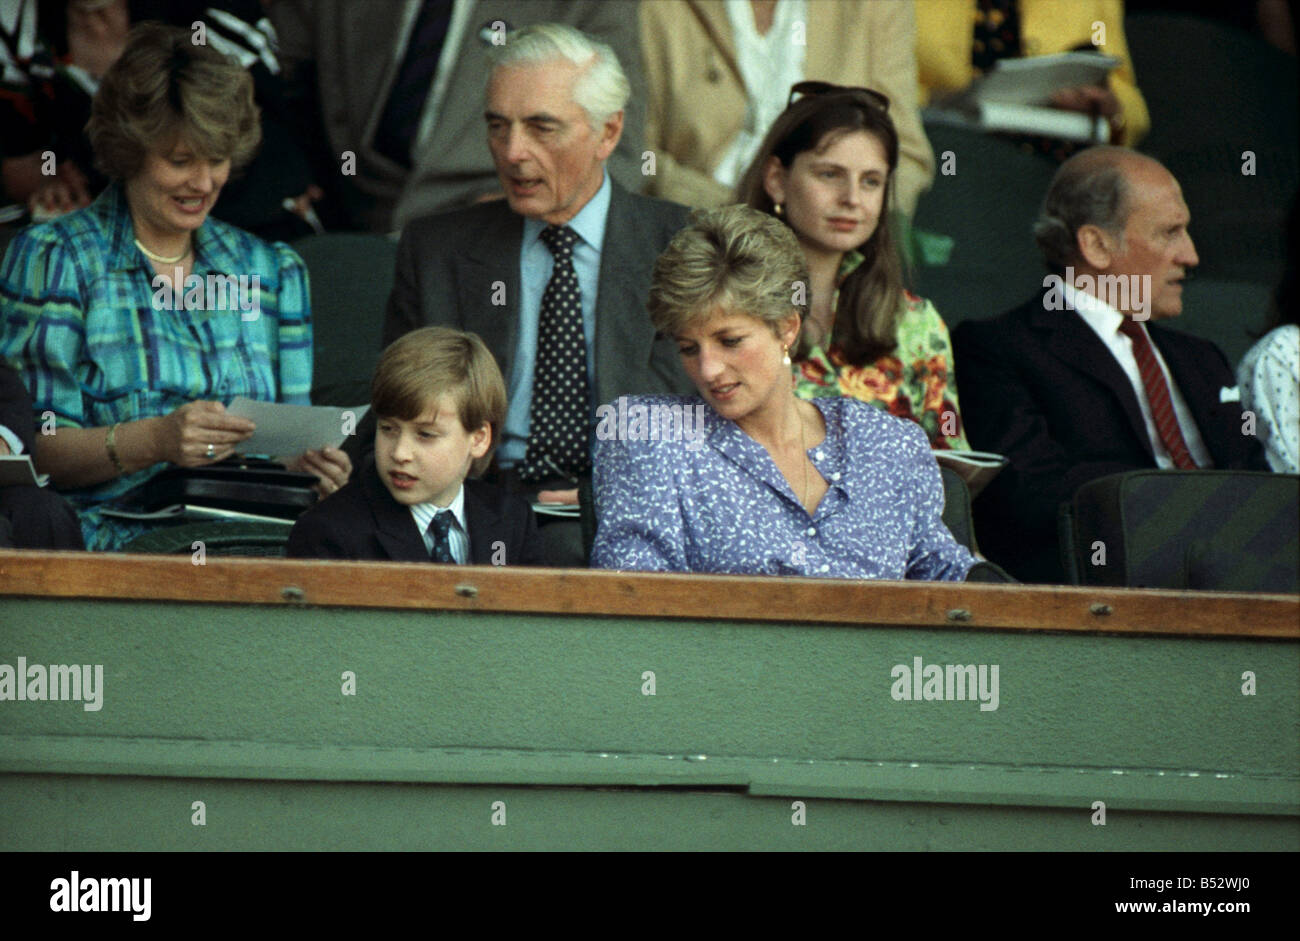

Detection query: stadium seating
xmin=122 ymin=520 xmax=291 ymax=557
xmin=1059 ymin=469 xmax=1299 ymax=591
xmin=292 ymin=232 xmax=398 ymax=408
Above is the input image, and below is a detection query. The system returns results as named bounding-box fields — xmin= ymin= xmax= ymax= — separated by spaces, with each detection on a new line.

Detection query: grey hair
xmin=489 ymin=23 xmax=630 ymax=129
xmin=647 ymin=205 xmax=810 ymax=338
xmin=1033 ymin=148 xmax=1133 ymax=272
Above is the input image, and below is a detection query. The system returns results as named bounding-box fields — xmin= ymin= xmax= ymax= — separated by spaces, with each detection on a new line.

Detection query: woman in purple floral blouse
xmin=591 ymin=206 xmax=975 ymax=581
xmin=737 ymin=82 xmax=970 ymax=450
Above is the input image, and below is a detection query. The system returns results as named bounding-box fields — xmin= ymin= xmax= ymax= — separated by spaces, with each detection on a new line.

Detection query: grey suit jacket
xmin=383 ymin=180 xmax=693 ymax=411
xmin=270 ymin=0 xmax=648 ymax=233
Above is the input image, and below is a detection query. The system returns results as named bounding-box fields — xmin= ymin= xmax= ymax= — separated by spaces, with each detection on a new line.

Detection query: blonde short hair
xmin=371 ymin=327 xmax=507 ymax=477
xmin=87 ymin=22 xmax=261 ymax=181
xmin=647 ymin=205 xmax=809 ymax=338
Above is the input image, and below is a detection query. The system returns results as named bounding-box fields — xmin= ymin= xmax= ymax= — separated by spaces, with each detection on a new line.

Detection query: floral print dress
xmin=793 ymin=252 xmax=971 ymax=450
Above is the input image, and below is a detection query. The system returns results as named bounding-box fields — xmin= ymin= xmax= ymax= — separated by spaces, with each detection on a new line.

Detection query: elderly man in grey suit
xmin=377 ymin=23 xmax=692 ymax=565
xmin=270 ymin=0 xmax=648 ymax=234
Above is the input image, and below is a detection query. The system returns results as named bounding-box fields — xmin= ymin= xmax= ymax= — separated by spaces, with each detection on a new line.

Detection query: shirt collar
xmin=97 ymin=179 xmax=243 ymax=276
xmin=521 ymin=169 xmax=611 ymax=253
xmin=836 ymin=249 xmax=865 ymax=285
xmin=408 ymin=482 xmax=468 ymax=535
xmin=1063 ymin=280 xmax=1129 ymax=337
xmin=702 ymin=395 xmax=847 ymax=510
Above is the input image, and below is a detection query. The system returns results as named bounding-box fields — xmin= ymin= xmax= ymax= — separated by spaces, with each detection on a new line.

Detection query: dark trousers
xmin=0 ymin=486 xmax=85 ymax=550
xmin=490 ymin=466 xmax=587 ymax=568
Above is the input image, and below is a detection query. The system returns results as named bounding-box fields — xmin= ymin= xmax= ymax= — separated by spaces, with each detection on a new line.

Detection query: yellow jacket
xmin=915 ymin=0 xmax=1149 ymax=145
xmin=641 ymin=0 xmax=936 ymax=215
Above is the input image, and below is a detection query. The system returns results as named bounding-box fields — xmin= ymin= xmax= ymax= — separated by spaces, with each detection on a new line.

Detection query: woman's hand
xmin=285 ymin=446 xmax=351 ymax=499
xmin=156 ymin=401 xmax=256 ymax=467
xmin=537 ymin=488 xmax=579 ymax=506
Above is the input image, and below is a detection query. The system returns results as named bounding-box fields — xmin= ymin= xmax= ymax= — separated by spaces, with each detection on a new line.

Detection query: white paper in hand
xmin=226 ymin=397 xmax=369 ymax=457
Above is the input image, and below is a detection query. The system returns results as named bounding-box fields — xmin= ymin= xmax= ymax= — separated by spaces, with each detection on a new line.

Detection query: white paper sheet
xmin=226 ymin=397 xmax=368 ymax=457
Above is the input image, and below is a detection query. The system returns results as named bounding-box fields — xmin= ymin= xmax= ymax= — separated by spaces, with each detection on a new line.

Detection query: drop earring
xmin=782 ymin=344 xmax=792 ymax=366
xmin=774 ymin=202 xmax=785 ymax=219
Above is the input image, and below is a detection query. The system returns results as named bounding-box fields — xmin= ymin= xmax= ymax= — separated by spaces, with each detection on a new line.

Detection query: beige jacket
xmin=641 ymin=0 xmax=935 ymax=215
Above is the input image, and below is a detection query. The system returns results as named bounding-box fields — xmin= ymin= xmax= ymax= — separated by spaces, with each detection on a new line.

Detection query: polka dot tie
xmin=521 ymin=225 xmax=592 ymax=483
xmin=428 ymin=510 xmax=455 ymax=563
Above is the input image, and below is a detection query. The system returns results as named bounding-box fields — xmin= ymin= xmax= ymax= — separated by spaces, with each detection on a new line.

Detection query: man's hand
xmin=27 ymin=161 xmax=91 ymax=216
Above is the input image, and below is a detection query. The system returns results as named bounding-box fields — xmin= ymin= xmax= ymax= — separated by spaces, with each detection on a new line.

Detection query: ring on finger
xmin=205 ymin=443 xmax=216 ymax=459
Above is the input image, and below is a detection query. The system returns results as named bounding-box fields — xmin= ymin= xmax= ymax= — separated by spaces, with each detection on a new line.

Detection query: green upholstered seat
xmin=1061 ymin=470 xmax=1299 ymax=591
xmin=292 ymin=232 xmax=397 ymax=408
xmin=122 ymin=520 xmax=291 ymax=557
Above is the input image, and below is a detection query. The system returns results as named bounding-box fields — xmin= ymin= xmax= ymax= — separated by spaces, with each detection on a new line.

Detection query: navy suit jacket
xmin=952 ymin=293 xmax=1268 ymax=582
xmin=286 ymin=456 xmax=541 ymax=564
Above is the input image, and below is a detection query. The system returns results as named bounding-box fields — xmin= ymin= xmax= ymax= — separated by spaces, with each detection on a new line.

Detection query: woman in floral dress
xmin=738 ymin=81 xmax=969 ymax=450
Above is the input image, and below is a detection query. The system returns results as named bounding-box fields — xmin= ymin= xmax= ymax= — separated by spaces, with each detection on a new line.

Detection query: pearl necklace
xmin=134 ymin=238 xmax=190 ymax=265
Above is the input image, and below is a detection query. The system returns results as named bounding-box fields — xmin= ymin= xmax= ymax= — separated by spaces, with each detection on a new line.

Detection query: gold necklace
xmin=797 ymin=403 xmax=809 ymax=513
xmin=134 ymin=238 xmax=190 ymax=264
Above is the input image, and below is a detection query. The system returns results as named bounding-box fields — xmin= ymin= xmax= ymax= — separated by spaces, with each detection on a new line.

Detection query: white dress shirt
xmin=711 ymin=0 xmax=808 ymax=189
xmin=1065 ymin=283 xmax=1213 ymax=469
xmin=408 ymin=482 xmax=469 ymax=563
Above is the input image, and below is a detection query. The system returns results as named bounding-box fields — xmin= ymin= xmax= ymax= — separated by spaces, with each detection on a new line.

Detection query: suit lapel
xmin=686 ymin=1 xmax=745 ymax=89
xmin=453 ymin=203 xmax=524 ymax=381
xmin=1149 ymin=325 xmax=1227 ymax=464
xmin=1027 ymin=299 xmax=1154 ymax=460
xmin=593 ymin=184 xmax=663 ymax=405
xmin=464 ymin=482 xmax=506 ymax=564
xmin=354 ymin=0 xmax=424 ymax=158
xmin=361 ymin=459 xmax=430 ymax=562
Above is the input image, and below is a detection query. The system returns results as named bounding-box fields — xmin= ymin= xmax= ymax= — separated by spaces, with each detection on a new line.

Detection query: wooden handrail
xmin=0 ymin=549 xmax=1295 ymax=638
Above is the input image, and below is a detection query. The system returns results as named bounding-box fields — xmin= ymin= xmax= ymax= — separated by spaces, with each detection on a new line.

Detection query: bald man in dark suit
xmin=953 ymin=148 xmax=1267 ymax=583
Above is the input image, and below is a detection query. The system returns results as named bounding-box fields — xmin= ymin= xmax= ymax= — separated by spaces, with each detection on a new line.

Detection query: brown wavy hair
xmin=87 ymin=22 xmax=261 ymax=181
xmin=737 ymin=85 xmax=906 ymax=364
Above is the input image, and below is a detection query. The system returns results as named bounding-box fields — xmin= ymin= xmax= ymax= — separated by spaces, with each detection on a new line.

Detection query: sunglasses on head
xmin=787 ymin=81 xmax=890 ymax=112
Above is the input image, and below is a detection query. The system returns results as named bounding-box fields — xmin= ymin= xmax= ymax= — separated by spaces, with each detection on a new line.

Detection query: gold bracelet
xmin=105 ymin=422 xmax=126 ymax=475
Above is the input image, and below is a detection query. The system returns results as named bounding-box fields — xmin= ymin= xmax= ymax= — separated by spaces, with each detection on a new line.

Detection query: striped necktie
xmin=1117 ymin=318 xmax=1199 ymax=469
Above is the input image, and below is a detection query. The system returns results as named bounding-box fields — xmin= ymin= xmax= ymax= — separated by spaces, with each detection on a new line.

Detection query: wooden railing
xmin=1 ymin=549 xmax=1296 ymax=639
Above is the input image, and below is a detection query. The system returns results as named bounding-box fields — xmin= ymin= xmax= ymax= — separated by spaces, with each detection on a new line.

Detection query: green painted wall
xmin=1 ymin=597 xmax=1297 ymax=850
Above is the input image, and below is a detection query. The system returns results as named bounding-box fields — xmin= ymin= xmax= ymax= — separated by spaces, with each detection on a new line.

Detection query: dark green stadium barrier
xmin=1 ymin=551 xmax=1296 ymax=850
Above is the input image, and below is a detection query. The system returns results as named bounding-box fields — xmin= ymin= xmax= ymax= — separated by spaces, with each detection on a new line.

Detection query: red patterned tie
xmin=1116 ymin=318 xmax=1198 ymax=469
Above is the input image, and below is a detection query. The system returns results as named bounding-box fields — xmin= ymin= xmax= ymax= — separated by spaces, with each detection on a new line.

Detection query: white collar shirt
xmin=1065 ymin=282 xmax=1212 ymax=468
xmin=712 ymin=0 xmax=807 ymax=189
xmin=408 ymin=482 xmax=469 ymax=563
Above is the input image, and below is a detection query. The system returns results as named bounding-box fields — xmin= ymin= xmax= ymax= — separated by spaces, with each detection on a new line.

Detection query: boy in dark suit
xmin=287 ymin=328 xmax=541 ymax=565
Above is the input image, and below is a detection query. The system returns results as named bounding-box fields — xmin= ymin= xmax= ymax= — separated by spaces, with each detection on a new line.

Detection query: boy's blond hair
xmin=371 ymin=327 xmax=506 ymax=477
